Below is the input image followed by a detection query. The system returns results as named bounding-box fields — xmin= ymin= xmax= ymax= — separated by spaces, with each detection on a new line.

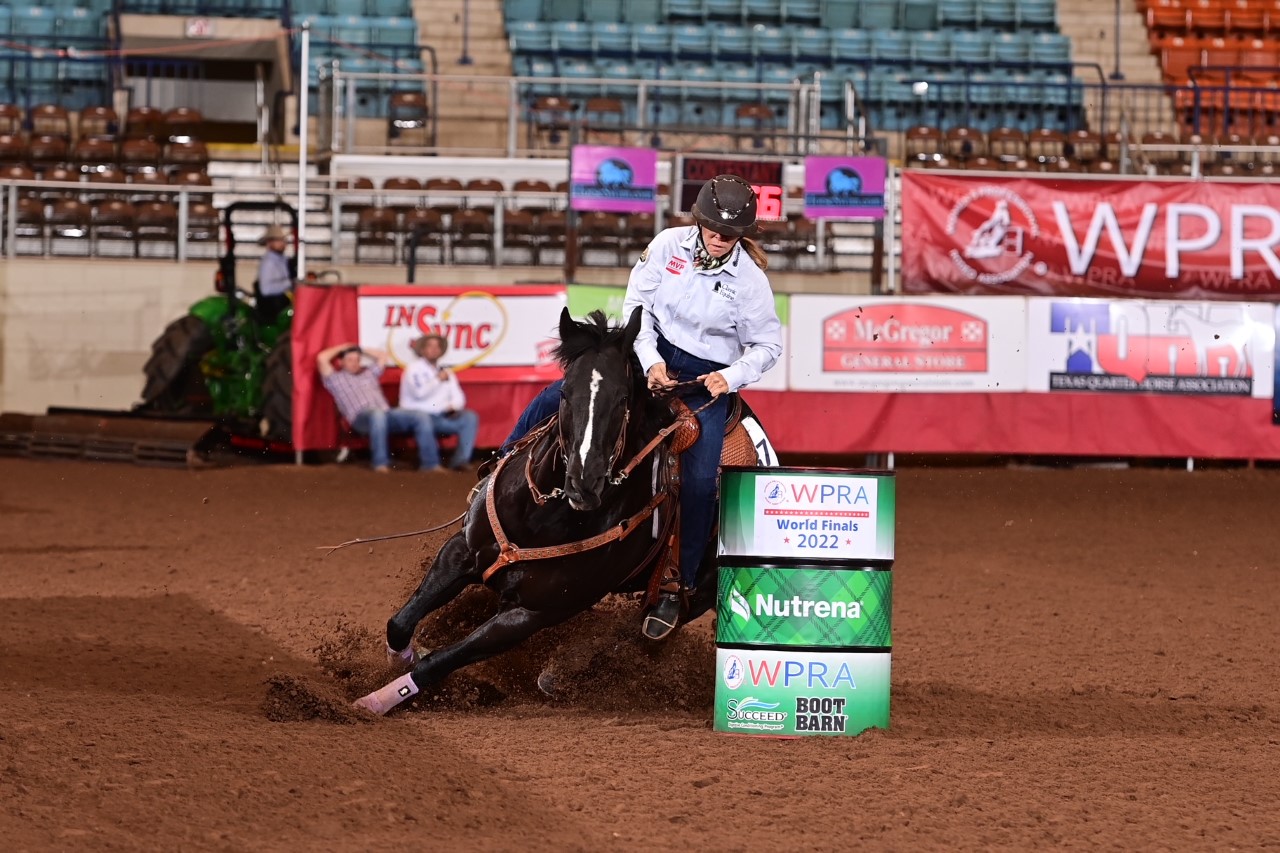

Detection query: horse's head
xmin=554 ymin=306 xmax=643 ymax=511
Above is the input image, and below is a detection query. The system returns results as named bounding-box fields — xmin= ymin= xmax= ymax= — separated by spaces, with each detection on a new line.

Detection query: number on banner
xmin=753 ymin=185 xmax=784 ymax=220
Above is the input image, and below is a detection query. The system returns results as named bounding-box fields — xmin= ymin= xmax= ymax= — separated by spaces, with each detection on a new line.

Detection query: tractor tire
xmin=259 ymin=331 xmax=293 ymax=442
xmin=139 ymin=315 xmax=214 ymax=414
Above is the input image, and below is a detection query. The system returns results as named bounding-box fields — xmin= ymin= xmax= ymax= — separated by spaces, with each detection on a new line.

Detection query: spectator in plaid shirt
xmin=316 ymin=342 xmax=442 ymax=473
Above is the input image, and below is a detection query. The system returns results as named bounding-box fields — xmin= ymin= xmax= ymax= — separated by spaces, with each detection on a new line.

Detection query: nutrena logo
xmin=823 ymin=304 xmax=988 ymax=373
xmin=730 ymin=587 xmax=862 ymax=623
xmin=729 ymin=586 xmax=752 ymax=623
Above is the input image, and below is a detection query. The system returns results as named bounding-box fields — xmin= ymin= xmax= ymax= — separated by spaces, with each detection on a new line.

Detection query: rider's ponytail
xmin=741 ymin=236 xmax=768 ymax=271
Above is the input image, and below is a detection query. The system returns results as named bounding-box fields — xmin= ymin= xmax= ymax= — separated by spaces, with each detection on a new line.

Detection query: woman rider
xmin=500 ymin=174 xmax=783 ymax=639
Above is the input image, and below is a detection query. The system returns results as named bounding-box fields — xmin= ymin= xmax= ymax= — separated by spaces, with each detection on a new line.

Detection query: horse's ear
xmin=558 ymin=306 xmax=578 ymax=347
xmin=622 ymin=306 xmax=643 ymax=350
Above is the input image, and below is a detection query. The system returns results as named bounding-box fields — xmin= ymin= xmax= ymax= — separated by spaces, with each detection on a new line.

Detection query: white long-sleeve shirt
xmin=622 ymin=226 xmax=783 ymax=392
xmin=399 ymin=358 xmax=466 ymax=415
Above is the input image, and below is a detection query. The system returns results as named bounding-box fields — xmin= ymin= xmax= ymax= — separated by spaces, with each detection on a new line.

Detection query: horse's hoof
xmin=386 ymin=643 xmax=419 ymax=670
xmin=536 ymin=665 xmax=557 ymax=698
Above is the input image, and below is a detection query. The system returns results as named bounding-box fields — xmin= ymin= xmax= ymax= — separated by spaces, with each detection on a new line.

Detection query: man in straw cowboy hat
xmin=398 ymin=333 xmax=480 ymax=471
xmin=255 ymin=224 xmax=294 ymax=324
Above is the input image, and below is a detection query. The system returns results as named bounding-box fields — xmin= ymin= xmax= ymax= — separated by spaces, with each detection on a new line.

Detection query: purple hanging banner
xmin=803 ymin=156 xmax=887 ymax=220
xmin=569 ymin=145 xmax=659 ymax=214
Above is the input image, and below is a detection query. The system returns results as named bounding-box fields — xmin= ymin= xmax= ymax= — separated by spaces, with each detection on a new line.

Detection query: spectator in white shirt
xmin=399 ymin=334 xmax=479 ymax=471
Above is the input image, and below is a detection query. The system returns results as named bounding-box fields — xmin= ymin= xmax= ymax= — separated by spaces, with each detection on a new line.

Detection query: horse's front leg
xmin=384 ymin=531 xmax=482 ymax=668
xmin=356 ymin=604 xmax=575 ymax=716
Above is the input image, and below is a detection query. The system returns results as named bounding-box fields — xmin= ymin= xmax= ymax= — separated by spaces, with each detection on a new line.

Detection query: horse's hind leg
xmin=385 ymin=531 xmax=478 ymax=662
xmin=356 ymin=604 xmax=572 ymax=716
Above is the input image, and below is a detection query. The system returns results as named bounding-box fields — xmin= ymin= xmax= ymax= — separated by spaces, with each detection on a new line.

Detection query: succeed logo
xmin=725 ymin=697 xmax=787 ymax=725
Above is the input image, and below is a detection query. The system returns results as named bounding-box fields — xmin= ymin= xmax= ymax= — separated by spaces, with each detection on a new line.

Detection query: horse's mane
xmin=553 ymin=310 xmax=632 ymax=368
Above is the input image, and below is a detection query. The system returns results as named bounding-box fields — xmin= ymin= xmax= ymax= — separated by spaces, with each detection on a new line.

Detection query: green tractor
xmin=137 ymin=201 xmax=298 ymax=444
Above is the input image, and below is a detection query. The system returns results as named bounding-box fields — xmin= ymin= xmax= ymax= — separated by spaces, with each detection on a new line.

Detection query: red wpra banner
xmin=900 ymin=172 xmax=1280 ymax=300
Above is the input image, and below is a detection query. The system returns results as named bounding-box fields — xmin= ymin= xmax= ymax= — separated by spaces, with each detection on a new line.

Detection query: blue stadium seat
xmin=504 ymin=0 xmax=543 ymax=21
xmin=0 ymin=9 xmax=9 ymax=38
xmin=791 ymin=27 xmax=831 ymax=63
xmin=625 ymin=0 xmax=663 ymax=23
xmin=633 ymin=24 xmax=670 ymax=57
xmin=981 ymin=0 xmax=1018 ymax=31
xmin=782 ymin=0 xmax=821 ymax=24
xmin=672 ymin=24 xmax=711 ymax=60
xmin=545 ymin=0 xmax=586 ymax=20
xmin=1018 ymin=0 xmax=1057 ymax=30
xmin=937 ymin=0 xmax=977 ymax=29
xmin=742 ymin=0 xmax=780 ymax=24
xmin=760 ymin=64 xmax=798 ymax=102
xmin=705 ymin=0 xmax=743 ymax=21
xmin=1030 ymin=33 xmax=1071 ymax=64
xmin=913 ymin=30 xmax=951 ymax=66
xmin=369 ymin=0 xmax=409 ymax=13
xmin=59 ymin=8 xmax=102 ymax=39
xmin=992 ymin=32 xmax=1029 ymax=64
xmin=373 ymin=17 xmax=417 ymax=47
xmin=860 ymin=0 xmax=899 ymax=30
xmin=714 ymin=25 xmax=753 ymax=61
xmin=329 ymin=0 xmax=364 ymax=15
xmin=552 ymin=21 xmax=594 ymax=56
xmin=901 ymin=0 xmax=938 ymax=30
xmin=11 ymin=6 xmax=56 ymax=38
xmin=584 ymin=0 xmax=625 ymax=21
xmin=301 ymin=14 xmax=337 ymax=42
xmin=871 ymin=30 xmax=911 ymax=62
xmin=509 ymin=21 xmax=553 ymax=55
xmin=751 ymin=25 xmax=790 ymax=62
xmin=665 ymin=0 xmax=706 ymax=21
xmin=591 ymin=22 xmax=632 ymax=57
xmin=822 ymin=0 xmax=859 ymax=28
xmin=560 ymin=60 xmax=600 ymax=98
xmin=831 ymin=28 xmax=870 ymax=62
xmin=599 ymin=60 xmax=637 ymax=96
xmin=951 ymin=30 xmax=991 ymax=64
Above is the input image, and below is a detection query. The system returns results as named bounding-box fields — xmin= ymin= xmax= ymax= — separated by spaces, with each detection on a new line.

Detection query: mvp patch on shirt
xmin=665 ymin=257 xmax=687 ymax=275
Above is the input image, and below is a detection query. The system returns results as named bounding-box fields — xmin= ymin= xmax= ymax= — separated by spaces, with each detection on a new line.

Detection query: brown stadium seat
xmin=90 ymin=199 xmax=138 ymax=253
xmin=14 ymin=195 xmax=46 ymax=248
xmin=185 ymin=201 xmax=219 ymax=242
xmin=28 ymin=135 xmax=70 ymax=172
xmin=120 ymin=138 xmax=162 ymax=175
xmin=1066 ymin=129 xmax=1103 ymax=166
xmin=135 ymin=201 xmax=179 ymax=255
xmin=620 ymin=212 xmax=655 ymax=263
xmin=501 ymin=207 xmax=538 ymax=264
xmin=578 ymin=210 xmax=621 ymax=264
xmin=987 ymin=127 xmax=1028 ymax=165
xmin=904 ymin=125 xmax=944 ymax=166
xmin=0 ymin=132 xmax=27 ymax=168
xmin=128 ymin=170 xmax=171 ymax=203
xmin=0 ymin=103 xmax=23 ymax=135
xmin=1028 ymin=127 xmax=1068 ymax=167
xmin=78 ymin=106 xmax=120 ymax=142
xmin=170 ymin=169 xmax=213 ymax=204
xmin=537 ymin=208 xmax=567 ymax=263
xmin=464 ymin=178 xmax=504 ymax=213
xmin=125 ymin=106 xmax=164 ymax=141
xmin=37 ymin=166 xmax=79 ymax=203
xmin=30 ymin=104 xmax=71 ymax=141
xmin=85 ymin=167 xmax=127 ymax=204
xmin=355 ymin=206 xmax=398 ymax=262
xmin=47 ymin=198 xmax=93 ymax=251
xmin=944 ymin=126 xmax=986 ymax=163
xmin=401 ymin=207 xmax=446 ymax=264
xmin=512 ymin=178 xmax=554 ymax=212
xmin=165 ymin=139 xmax=210 ymax=172
xmin=381 ymin=176 xmax=422 ymax=211
xmin=73 ymin=137 xmax=118 ymax=174
xmin=162 ymin=107 xmax=204 ymax=143
xmin=387 ymin=91 xmax=429 ymax=146
xmin=448 ymin=208 xmax=495 ymax=264
xmin=424 ymin=177 xmax=464 ymax=215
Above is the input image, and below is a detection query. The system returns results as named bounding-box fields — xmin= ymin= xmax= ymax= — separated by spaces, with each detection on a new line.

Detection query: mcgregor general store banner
xmin=901 ymin=172 xmax=1280 ymax=301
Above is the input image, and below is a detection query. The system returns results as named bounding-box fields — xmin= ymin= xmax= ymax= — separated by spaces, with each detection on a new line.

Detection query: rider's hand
xmin=699 ymin=372 xmax=730 ymax=397
xmin=647 ymin=363 xmax=677 ymax=392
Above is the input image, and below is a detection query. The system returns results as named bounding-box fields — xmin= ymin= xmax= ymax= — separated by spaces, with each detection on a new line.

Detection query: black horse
xmin=355 ymin=308 xmax=717 ymax=715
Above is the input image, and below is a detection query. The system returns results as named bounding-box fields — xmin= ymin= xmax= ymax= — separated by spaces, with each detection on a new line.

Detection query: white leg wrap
xmin=387 ymin=643 xmax=419 ymax=668
xmin=353 ymin=673 xmax=419 ymax=716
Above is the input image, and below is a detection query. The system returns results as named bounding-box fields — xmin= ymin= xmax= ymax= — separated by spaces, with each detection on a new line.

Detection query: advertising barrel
xmin=714 ymin=467 xmax=895 ymax=737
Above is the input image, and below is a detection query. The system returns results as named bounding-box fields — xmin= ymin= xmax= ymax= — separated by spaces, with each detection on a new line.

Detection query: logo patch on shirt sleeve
xmin=638 ymin=245 xmax=650 ymax=264
xmin=665 ymin=256 xmax=687 ymax=275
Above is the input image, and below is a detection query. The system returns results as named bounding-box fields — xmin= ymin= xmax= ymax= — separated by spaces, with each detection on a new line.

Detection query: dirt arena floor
xmin=2 ymin=455 xmax=1279 ymax=851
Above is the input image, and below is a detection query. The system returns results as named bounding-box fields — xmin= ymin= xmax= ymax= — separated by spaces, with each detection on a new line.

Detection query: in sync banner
xmin=901 ymin=172 xmax=1280 ymax=300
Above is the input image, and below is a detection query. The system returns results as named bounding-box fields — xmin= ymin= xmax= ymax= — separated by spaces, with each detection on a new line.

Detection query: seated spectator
xmin=316 ymin=342 xmax=442 ymax=473
xmin=399 ymin=334 xmax=480 ymax=471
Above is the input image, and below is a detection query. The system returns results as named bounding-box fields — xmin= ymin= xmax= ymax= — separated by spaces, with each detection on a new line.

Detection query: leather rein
xmin=479 ymin=383 xmax=704 ymax=584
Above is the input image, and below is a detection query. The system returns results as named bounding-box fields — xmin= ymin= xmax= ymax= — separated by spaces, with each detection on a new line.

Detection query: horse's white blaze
xmin=579 ymin=369 xmax=603 ymax=468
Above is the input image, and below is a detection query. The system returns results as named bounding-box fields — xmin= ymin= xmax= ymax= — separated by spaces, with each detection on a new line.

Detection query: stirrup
xmin=641 ymin=591 xmax=683 ymax=641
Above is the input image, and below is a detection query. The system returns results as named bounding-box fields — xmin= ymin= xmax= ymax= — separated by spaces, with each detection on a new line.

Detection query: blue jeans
xmin=352 ymin=407 xmax=438 ymax=470
xmin=431 ymin=409 xmax=480 ymax=468
xmin=501 ymin=338 xmax=727 ymax=589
